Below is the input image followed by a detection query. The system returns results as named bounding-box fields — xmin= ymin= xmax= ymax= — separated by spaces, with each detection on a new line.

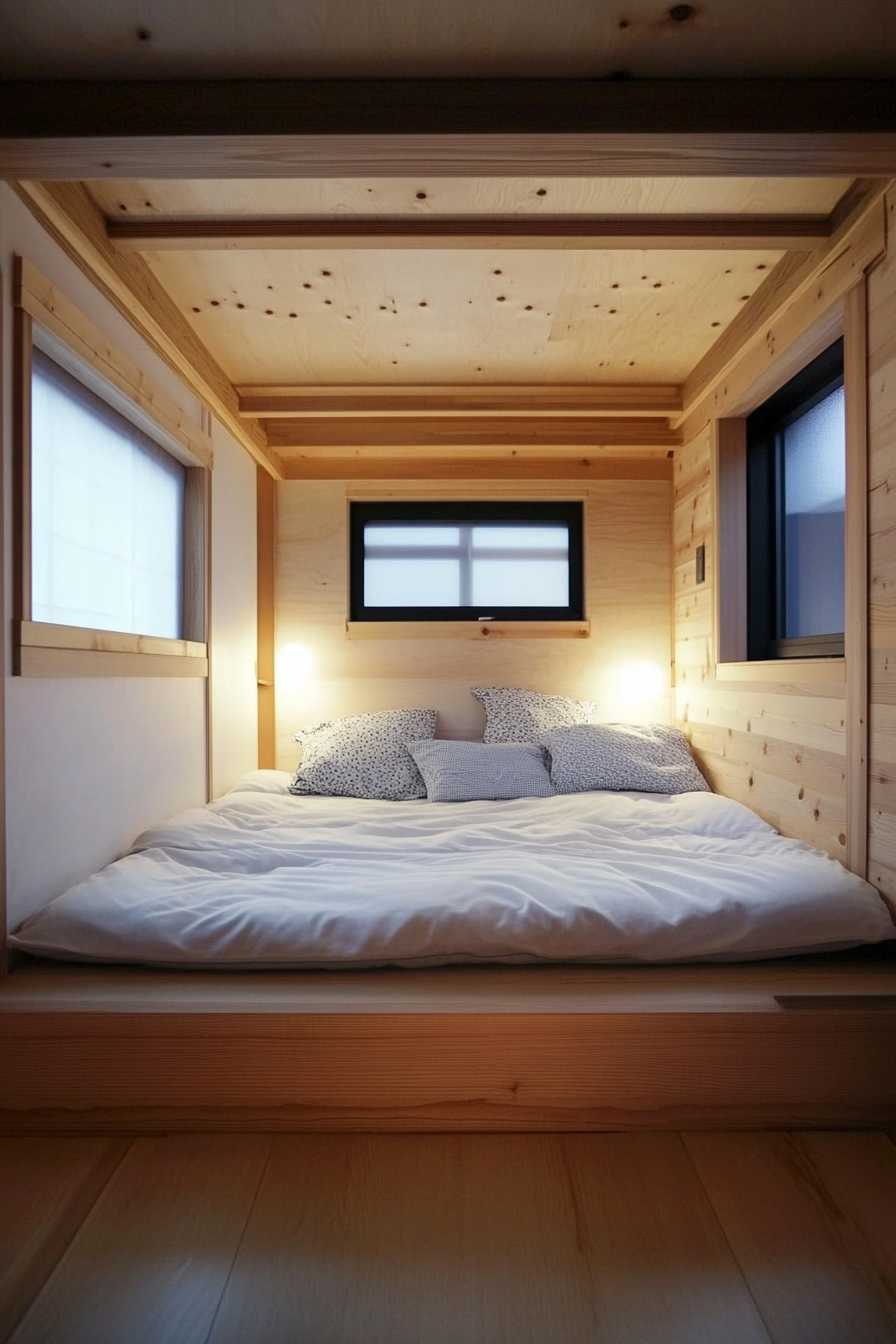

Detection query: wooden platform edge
xmin=2 ymin=1009 xmax=894 ymax=1132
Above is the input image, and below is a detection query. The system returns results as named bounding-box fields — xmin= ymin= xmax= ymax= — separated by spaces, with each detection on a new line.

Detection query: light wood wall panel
xmin=671 ymin=190 xmax=893 ymax=868
xmin=868 ymin=187 xmax=896 ymax=903
xmin=274 ymin=477 xmax=671 ymax=768
xmin=673 ymin=424 xmax=850 ymax=862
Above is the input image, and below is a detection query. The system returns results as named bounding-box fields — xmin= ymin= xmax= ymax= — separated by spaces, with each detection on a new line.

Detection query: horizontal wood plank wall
xmin=275 ymin=476 xmax=671 ymax=766
xmin=674 ymin=425 xmax=849 ymax=862
xmin=868 ymin=187 xmax=896 ymax=906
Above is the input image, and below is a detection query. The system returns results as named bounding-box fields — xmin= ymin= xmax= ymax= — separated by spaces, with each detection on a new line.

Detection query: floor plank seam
xmin=676 ymin=1131 xmax=778 ymax=1344
xmin=200 ymin=1133 xmax=276 ymax=1344
xmin=1 ymin=1136 xmax=134 ymax=1344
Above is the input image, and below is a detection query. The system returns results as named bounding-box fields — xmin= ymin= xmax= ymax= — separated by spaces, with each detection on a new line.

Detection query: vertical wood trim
xmin=183 ymin=468 xmax=209 ymax=644
xmin=12 ymin=304 xmax=32 ymax=631
xmin=204 ymin=456 xmax=214 ymax=803
xmin=183 ymin=463 xmax=211 ymax=798
xmin=713 ymin=419 xmax=748 ymax=666
xmin=257 ymin=466 xmax=276 ymax=769
xmin=844 ymin=280 xmax=869 ymax=880
xmin=0 ymin=270 xmax=7 ymax=975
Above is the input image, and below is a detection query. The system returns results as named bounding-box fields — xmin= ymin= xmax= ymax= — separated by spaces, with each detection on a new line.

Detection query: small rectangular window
xmin=14 ymin=268 xmax=210 ymax=678
xmin=350 ymin=501 xmax=584 ymax=622
xmin=747 ymin=339 xmax=845 ymax=659
xmin=31 ymin=350 xmax=187 ymax=639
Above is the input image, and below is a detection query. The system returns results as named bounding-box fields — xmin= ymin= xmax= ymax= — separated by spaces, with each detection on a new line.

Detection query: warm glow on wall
xmin=276 ymin=642 xmax=316 ymax=690
xmin=598 ymin=659 xmax=669 ymax=723
xmin=617 ymin=661 xmax=665 ymax=705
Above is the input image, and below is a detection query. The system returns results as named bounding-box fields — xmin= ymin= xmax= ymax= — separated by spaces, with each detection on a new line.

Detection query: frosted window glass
xmin=783 ymin=385 xmax=845 ymax=639
xmin=472 ymin=526 xmax=569 ymax=555
xmin=366 ymin=526 xmax=460 ymax=549
xmin=362 ymin=520 xmax=572 ymax=611
xmin=472 ymin=559 xmax=569 ymax=606
xmin=365 ymin=559 xmax=460 ymax=606
xmin=31 ymin=351 xmax=185 ymax=638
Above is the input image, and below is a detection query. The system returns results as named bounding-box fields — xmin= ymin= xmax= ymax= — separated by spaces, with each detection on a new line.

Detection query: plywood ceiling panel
xmin=89 ymin=177 xmax=850 ymax=220
xmin=3 ymin=0 xmax=895 ymax=80
xmin=143 ymin=243 xmax=782 ymax=385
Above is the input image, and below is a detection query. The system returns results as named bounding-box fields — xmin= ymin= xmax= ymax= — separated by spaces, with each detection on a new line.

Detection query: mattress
xmin=9 ymin=773 xmax=896 ymax=968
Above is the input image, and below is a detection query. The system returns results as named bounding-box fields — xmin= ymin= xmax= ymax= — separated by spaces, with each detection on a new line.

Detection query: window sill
xmin=346 ymin=620 xmax=591 ymax=641
xmin=715 ymin=658 xmax=845 ymax=683
xmin=14 ymin=621 xmax=208 ymax=678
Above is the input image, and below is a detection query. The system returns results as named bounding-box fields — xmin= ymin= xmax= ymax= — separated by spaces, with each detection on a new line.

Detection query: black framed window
xmin=349 ymin=501 xmax=584 ymax=621
xmin=747 ymin=339 xmax=845 ymax=659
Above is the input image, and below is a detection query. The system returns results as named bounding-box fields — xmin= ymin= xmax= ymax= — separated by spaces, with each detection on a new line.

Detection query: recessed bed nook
xmin=3 ymin=699 xmax=895 ymax=1132
xmin=2 ymin=154 xmax=896 ymax=1137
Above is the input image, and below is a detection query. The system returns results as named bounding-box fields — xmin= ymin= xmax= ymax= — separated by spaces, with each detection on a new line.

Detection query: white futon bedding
xmin=10 ymin=774 xmax=895 ymax=967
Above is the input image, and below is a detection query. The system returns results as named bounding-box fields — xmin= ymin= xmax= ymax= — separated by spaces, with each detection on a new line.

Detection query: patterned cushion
xmin=406 ymin=740 xmax=554 ymax=802
xmin=289 ymin=709 xmax=438 ymax=800
xmin=540 ymin=723 xmax=711 ymax=795
xmin=471 ymin=685 xmax=596 ymax=744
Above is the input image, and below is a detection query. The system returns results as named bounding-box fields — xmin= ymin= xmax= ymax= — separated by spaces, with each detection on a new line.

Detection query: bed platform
xmin=1 ymin=949 xmax=895 ymax=1134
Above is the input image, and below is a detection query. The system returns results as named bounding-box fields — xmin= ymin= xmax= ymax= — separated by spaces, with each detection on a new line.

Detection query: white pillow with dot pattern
xmin=290 ymin=708 xmax=438 ymax=800
xmin=471 ymin=685 xmax=595 ymax=744
xmin=540 ymin=723 xmax=710 ymax=795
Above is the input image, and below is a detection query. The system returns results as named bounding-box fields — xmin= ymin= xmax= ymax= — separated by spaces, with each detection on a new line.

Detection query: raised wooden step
xmin=2 ymin=952 xmax=895 ymax=1133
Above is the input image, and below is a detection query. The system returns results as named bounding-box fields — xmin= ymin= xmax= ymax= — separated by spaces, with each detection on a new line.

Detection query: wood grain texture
xmin=182 ymin=467 xmax=209 ymax=645
xmin=3 ymin=80 xmax=896 ymax=178
xmin=868 ymin=187 xmax=896 ymax=909
xmin=108 ymin=214 xmax=831 ymax=251
xmin=674 ymin=415 xmax=850 ymax=860
xmin=4 ymin=954 xmax=896 ymax=1015
xmin=680 ymin=181 xmax=887 ymax=429
xmin=240 ymin=383 xmax=683 ymax=418
xmin=683 ymin=1131 xmax=896 ymax=1344
xmin=9 ymin=1135 xmax=272 ymax=1344
xmin=265 ymin=416 xmax=681 ymax=451
xmin=143 ymin=241 xmax=784 ymax=390
xmin=16 ymin=621 xmax=206 ymax=658
xmin=279 ymin=455 xmax=675 ymax=481
xmin=257 ymin=465 xmax=276 ymax=769
xmin=16 ymin=257 xmax=214 ymax=471
xmin=15 ymin=648 xmax=209 ymax=678
xmin=11 ymin=181 xmax=280 ymax=478
xmin=91 ymin=178 xmax=852 ymax=223
xmin=275 ymin=477 xmax=671 ymax=760
xmin=7 ymin=1130 xmax=896 ymax=1344
xmin=206 ymin=1133 xmax=771 ymax=1344
xmin=713 ymin=417 xmax=747 ymax=664
xmin=0 ymin=267 xmax=8 ymax=972
xmin=0 ymin=1136 xmax=130 ymax=1342
xmin=845 ymin=280 xmax=870 ymax=878
xmin=345 ymin=620 xmax=590 ymax=640
xmin=1 ymin=1006 xmax=895 ymax=1132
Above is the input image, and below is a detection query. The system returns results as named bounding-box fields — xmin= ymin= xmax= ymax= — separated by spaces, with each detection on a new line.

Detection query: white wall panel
xmin=0 ymin=184 xmax=217 ymax=929
xmin=210 ymin=416 xmax=258 ymax=797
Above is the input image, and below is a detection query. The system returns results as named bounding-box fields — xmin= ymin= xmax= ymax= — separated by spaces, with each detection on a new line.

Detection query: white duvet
xmin=10 ymin=775 xmax=895 ymax=967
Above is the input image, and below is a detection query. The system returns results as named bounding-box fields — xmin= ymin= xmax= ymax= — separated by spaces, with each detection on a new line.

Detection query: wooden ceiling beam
xmin=264 ymin=416 xmax=681 ymax=451
xmin=238 ymin=385 xmax=683 ymax=418
xmin=278 ymin=455 xmax=675 ymax=481
xmin=3 ymin=80 xmax=896 ymax=179
xmin=108 ymin=216 xmax=829 ymax=252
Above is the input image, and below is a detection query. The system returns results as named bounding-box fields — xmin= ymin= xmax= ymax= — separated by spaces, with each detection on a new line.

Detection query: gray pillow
xmin=540 ymin=723 xmax=711 ymax=795
xmin=406 ymin=739 xmax=554 ymax=802
xmin=290 ymin=708 xmax=438 ymax=800
xmin=471 ymin=686 xmax=596 ymax=744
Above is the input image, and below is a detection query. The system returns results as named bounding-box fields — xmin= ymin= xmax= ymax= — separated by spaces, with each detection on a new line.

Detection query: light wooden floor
xmin=3 ymin=1131 xmax=896 ymax=1343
